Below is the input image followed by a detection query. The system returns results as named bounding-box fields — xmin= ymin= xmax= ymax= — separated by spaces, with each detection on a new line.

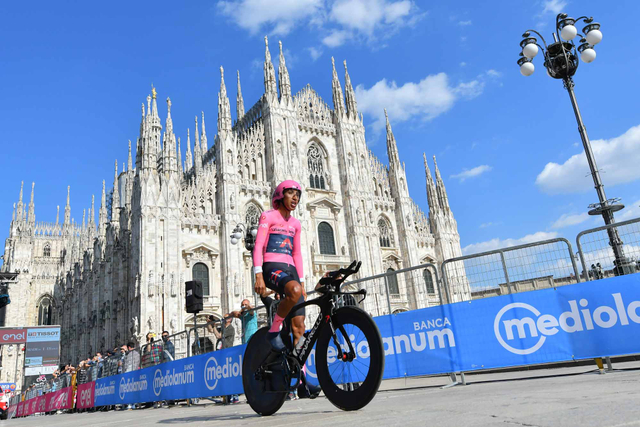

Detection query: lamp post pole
xmin=518 ymin=13 xmax=633 ymax=276
xmin=230 ymin=224 xmax=259 ymax=306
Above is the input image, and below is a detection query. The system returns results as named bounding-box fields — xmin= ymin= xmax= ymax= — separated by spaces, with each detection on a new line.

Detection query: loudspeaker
xmin=185 ymin=280 xmax=203 ymax=313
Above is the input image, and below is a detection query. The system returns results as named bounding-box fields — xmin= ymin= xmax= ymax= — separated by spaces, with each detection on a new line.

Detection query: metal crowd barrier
xmin=441 ymin=237 xmax=580 ymax=302
xmin=577 ymin=217 xmax=640 ymax=280
xmin=339 ymin=263 xmax=442 ymax=317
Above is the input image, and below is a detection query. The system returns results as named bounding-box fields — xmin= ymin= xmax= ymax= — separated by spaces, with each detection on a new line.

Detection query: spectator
xmin=142 ymin=332 xmax=161 ymax=367
xmin=229 ymin=299 xmax=258 ymax=344
xmin=212 ymin=315 xmax=235 ymax=350
xmin=123 ymin=342 xmax=140 ymax=373
xmin=161 ymin=331 xmax=175 ymax=363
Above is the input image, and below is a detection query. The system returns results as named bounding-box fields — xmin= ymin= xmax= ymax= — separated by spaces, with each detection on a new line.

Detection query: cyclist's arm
xmin=252 ymin=213 xmax=269 ymax=273
xmin=292 ymin=220 xmax=304 ymax=284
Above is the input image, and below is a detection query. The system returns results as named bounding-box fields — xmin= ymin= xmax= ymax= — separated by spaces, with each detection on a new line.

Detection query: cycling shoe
xmin=267 ymin=331 xmax=285 ymax=352
xmin=298 ymin=382 xmax=321 ymax=399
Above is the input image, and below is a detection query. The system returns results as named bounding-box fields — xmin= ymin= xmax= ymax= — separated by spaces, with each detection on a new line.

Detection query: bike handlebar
xmin=318 ymin=260 xmax=361 ymax=289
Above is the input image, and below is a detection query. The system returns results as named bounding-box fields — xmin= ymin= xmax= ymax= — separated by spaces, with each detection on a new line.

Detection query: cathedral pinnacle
xmin=28 ymin=182 xmax=35 ymax=224
xmin=344 ymin=60 xmax=358 ymax=119
xmin=218 ymin=66 xmax=232 ymax=135
xmin=201 ymin=111 xmax=208 ymax=153
xmin=263 ymin=36 xmax=277 ymax=97
xmin=128 ymin=140 xmax=133 ymax=172
xmin=423 ymin=153 xmax=438 ymax=214
xmin=185 ymin=128 xmax=193 ymax=169
xmin=331 ymin=57 xmax=345 ymax=116
xmin=385 ymin=109 xmax=400 ymax=167
xmin=82 ymin=209 xmax=86 ymax=229
xmin=16 ymin=181 xmax=24 ymax=222
xmin=237 ymin=70 xmax=245 ymax=119
xmin=433 ymin=155 xmax=450 ymax=211
xmin=112 ymin=159 xmax=120 ymax=217
xmin=152 ymin=85 xmax=157 ymax=99
xmin=56 ymin=205 xmax=59 ymax=225
xmin=177 ymin=137 xmax=183 ymax=176
xmin=64 ymin=186 xmax=71 ymax=226
xmin=278 ymin=40 xmax=291 ymax=102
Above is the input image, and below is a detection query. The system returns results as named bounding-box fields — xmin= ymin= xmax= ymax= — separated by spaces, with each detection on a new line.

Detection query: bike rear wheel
xmin=316 ymin=307 xmax=384 ymax=411
xmin=242 ymin=327 xmax=288 ymax=415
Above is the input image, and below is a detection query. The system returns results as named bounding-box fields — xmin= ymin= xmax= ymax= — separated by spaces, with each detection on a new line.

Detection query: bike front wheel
xmin=242 ymin=327 xmax=288 ymax=416
xmin=315 ymin=307 xmax=384 ymax=411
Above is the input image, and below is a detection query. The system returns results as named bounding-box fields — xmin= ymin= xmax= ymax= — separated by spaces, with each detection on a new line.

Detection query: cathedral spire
xmin=11 ymin=203 xmax=15 ymax=223
xmin=128 ymin=140 xmax=133 ymax=172
xmin=56 ymin=206 xmax=59 ymax=225
xmin=162 ymin=97 xmax=177 ymax=174
xmin=423 ymin=153 xmax=438 ymax=214
xmin=201 ymin=111 xmax=208 ymax=153
xmin=90 ymin=194 xmax=95 ymax=227
xmin=331 ymin=57 xmax=345 ymax=117
xmin=27 ymin=182 xmax=35 ymax=225
xmin=343 ymin=60 xmax=358 ymax=119
xmin=263 ymin=36 xmax=277 ymax=97
xmin=218 ymin=66 xmax=232 ymax=135
xmin=278 ymin=41 xmax=291 ymax=103
xmin=151 ymin=85 xmax=159 ymax=118
xmin=433 ymin=156 xmax=450 ymax=211
xmin=177 ymin=137 xmax=183 ymax=176
xmin=16 ymin=181 xmax=24 ymax=222
xmin=185 ymin=129 xmax=193 ymax=170
xmin=237 ymin=70 xmax=245 ymax=120
xmin=385 ymin=109 xmax=400 ymax=168
xmin=112 ymin=159 xmax=120 ymax=217
xmin=99 ymin=180 xmax=107 ymax=236
xmin=194 ymin=119 xmax=203 ymax=176
xmin=64 ymin=186 xmax=70 ymax=226
xmin=82 ymin=209 xmax=86 ymax=229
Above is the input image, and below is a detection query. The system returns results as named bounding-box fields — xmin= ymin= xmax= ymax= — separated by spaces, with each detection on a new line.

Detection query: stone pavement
xmin=3 ymin=361 xmax=640 ymax=427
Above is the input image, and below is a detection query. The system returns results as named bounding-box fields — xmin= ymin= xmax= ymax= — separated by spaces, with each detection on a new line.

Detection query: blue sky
xmin=2 ymin=0 xmax=640 ymax=264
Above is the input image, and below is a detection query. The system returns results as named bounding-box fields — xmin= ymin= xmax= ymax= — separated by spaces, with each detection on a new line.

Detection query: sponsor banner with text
xmin=94 ymin=344 xmax=245 ymax=406
xmin=14 ymin=387 xmax=73 ymax=417
xmin=0 ymin=328 xmax=26 ymax=344
xmin=76 ymin=381 xmax=95 ymax=409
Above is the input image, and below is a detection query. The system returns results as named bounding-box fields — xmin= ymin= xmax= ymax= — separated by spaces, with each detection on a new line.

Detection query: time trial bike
xmin=242 ymin=261 xmax=385 ymax=416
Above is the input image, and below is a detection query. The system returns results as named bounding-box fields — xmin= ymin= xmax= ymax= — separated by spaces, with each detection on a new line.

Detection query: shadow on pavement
xmin=157 ymin=409 xmax=336 ymax=424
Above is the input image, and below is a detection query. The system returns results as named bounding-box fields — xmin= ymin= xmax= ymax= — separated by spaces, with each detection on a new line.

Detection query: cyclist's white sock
xmin=269 ymin=314 xmax=284 ymax=333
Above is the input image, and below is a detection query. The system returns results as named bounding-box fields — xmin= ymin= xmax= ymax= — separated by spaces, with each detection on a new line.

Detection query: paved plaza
xmin=3 ymin=361 xmax=640 ymax=427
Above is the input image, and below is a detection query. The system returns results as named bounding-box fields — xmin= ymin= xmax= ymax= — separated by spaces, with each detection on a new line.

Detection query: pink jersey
xmin=252 ymin=209 xmax=304 ymax=281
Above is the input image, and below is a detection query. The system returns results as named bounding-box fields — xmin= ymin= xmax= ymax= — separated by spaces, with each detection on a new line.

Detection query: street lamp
xmin=230 ymin=223 xmax=259 ymax=305
xmin=518 ymin=13 xmax=634 ymax=276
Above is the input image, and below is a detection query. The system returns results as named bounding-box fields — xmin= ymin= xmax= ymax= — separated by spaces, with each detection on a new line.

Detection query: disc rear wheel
xmin=315 ymin=307 xmax=384 ymax=411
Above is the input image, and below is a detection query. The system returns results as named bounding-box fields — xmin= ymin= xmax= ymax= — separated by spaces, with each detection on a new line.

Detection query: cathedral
xmin=0 ymin=37 xmax=468 ymax=375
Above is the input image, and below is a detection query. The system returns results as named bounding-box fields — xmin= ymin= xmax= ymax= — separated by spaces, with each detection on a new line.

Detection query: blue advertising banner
xmin=305 ymin=274 xmax=640 ymax=382
xmin=94 ymin=344 xmax=246 ymax=405
xmin=92 ymin=274 xmax=640 ymax=405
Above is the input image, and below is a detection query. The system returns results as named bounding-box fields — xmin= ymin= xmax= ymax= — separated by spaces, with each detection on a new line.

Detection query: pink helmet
xmin=272 ymin=180 xmax=302 ymax=209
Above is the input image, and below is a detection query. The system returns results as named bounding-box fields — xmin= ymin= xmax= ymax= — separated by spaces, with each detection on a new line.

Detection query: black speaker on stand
xmin=185 ymin=280 xmax=203 ymax=355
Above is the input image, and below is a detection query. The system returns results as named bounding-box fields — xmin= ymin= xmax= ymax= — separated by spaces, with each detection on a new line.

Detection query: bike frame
xmin=282 ymin=287 xmax=367 ymax=369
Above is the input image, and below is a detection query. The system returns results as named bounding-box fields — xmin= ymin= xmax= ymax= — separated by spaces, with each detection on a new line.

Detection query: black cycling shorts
xmin=263 ymin=262 xmax=305 ymax=317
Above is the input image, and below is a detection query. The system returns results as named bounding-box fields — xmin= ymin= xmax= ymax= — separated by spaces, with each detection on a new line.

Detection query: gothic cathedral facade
xmin=1 ymin=38 xmax=468 ymax=375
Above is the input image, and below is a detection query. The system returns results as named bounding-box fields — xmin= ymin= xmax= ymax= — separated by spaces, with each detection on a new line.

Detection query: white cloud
xmin=458 ymin=20 xmax=472 ymax=26
xmin=618 ymin=200 xmax=640 ymax=221
xmin=356 ymin=73 xmax=483 ymax=133
xmin=486 ymin=69 xmax=502 ymax=78
xmin=322 ymin=29 xmax=351 ymax=47
xmin=307 ymin=46 xmax=323 ymax=61
xmin=218 ymin=0 xmax=422 ymax=47
xmin=451 ymin=165 xmax=492 ymax=182
xmin=551 ymin=212 xmax=589 ymax=229
xmin=217 ymin=0 xmax=323 ymax=35
xmin=462 ymin=231 xmax=559 ymax=255
xmin=536 ymin=124 xmax=640 ymax=194
xmin=480 ymin=221 xmax=501 ymax=229
xmin=541 ymin=0 xmax=567 ymax=15
xmin=460 ymin=62 xmax=467 ymax=67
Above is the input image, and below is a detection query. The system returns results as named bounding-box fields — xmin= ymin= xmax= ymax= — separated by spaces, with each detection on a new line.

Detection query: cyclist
xmin=253 ymin=180 xmax=320 ymax=397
